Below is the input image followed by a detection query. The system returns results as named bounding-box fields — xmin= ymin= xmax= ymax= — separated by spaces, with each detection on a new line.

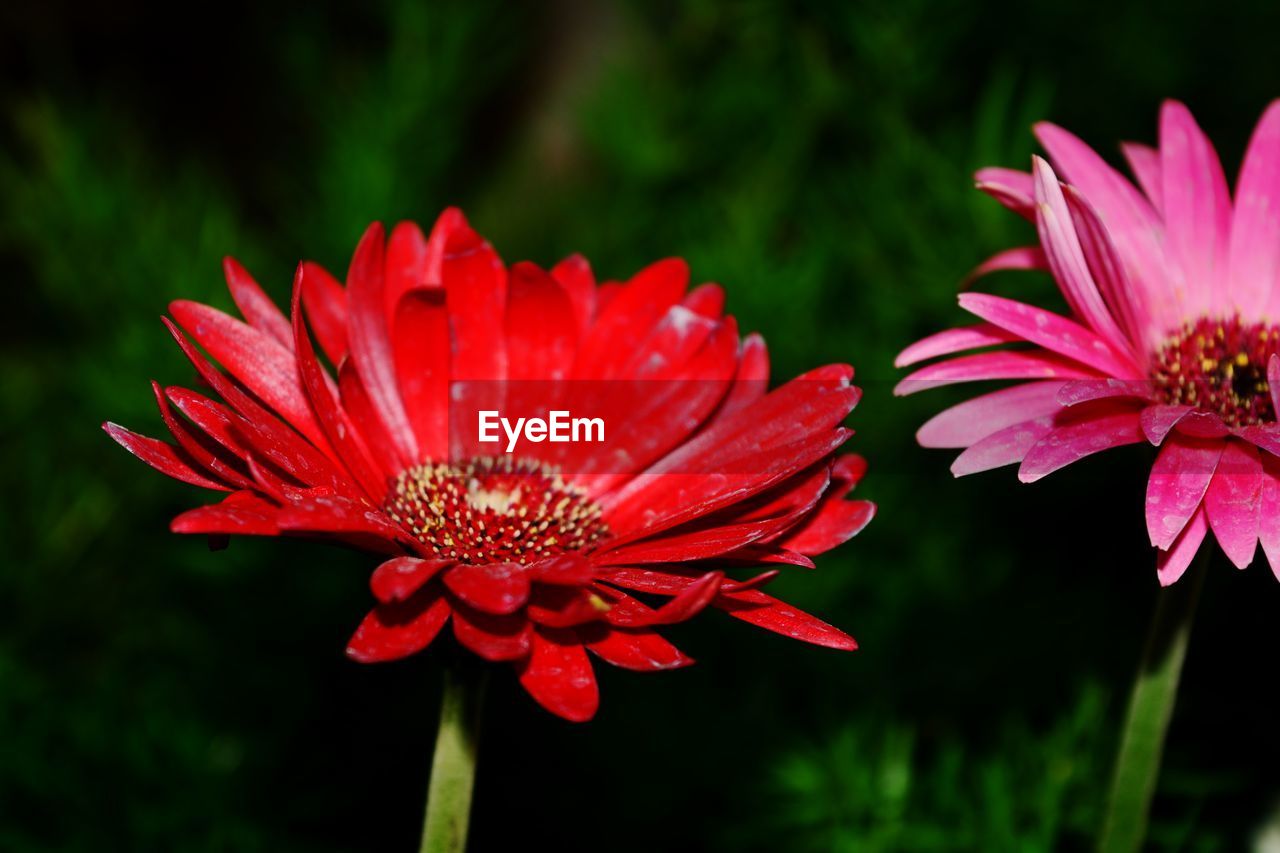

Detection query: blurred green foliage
xmin=3 ymin=0 xmax=1280 ymax=849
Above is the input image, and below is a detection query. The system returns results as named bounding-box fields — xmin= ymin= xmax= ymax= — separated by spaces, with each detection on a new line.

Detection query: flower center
xmin=1151 ymin=316 xmax=1279 ymax=427
xmin=384 ymin=457 xmax=607 ymax=564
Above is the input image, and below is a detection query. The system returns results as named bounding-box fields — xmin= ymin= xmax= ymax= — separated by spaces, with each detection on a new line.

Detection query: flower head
xmin=106 ymin=210 xmax=872 ymax=720
xmin=898 ymin=100 xmax=1280 ymax=584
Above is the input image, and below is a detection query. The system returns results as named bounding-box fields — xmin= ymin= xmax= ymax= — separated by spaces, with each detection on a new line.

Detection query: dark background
xmin=3 ymin=1 xmax=1280 ymax=849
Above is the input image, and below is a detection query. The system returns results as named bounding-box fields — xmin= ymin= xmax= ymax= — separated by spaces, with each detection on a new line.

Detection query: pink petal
xmin=1031 ymin=156 xmax=1131 ymax=351
xmin=1236 ymin=102 xmax=1280 ymax=318
xmin=961 ymin=246 xmax=1048 ymax=287
xmin=1062 ymin=185 xmax=1155 ymax=352
xmin=918 ymin=381 xmax=1065 ymax=449
xmin=1203 ymin=440 xmax=1262 ymax=569
xmin=1258 ymin=454 xmax=1280 ymax=581
xmin=1057 ymin=378 xmax=1153 ymax=407
xmin=1161 ymin=100 xmax=1232 ymax=313
xmin=895 ymin=350 xmax=1100 ymax=396
xmin=1157 ymin=507 xmax=1208 ymax=586
xmin=951 ymin=416 xmax=1056 ymax=477
xmin=1018 ymin=408 xmax=1143 ymax=482
xmin=1034 ymin=122 xmax=1173 ymax=333
xmin=1146 ymin=404 xmax=1192 ymax=445
xmin=958 ymin=292 xmax=1139 ymax=376
xmin=1140 ymin=404 xmax=1196 ymax=446
xmin=975 ymin=167 xmax=1035 ymax=220
xmin=1121 ymin=142 xmax=1163 ymax=213
xmin=1146 ymin=437 xmax=1223 ymax=549
xmin=1271 ymin=354 xmax=1280 ymax=417
xmin=894 ymin=323 xmax=1020 ymax=368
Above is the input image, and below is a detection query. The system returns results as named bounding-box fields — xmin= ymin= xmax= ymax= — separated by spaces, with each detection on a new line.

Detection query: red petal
xmin=346 ymin=588 xmax=451 ymax=663
xmin=223 ymin=256 xmax=292 ymax=348
xmin=781 ymin=499 xmax=876 ymax=555
xmin=550 ymin=253 xmax=595 ymax=336
xmin=717 ymin=332 xmax=769 ymax=418
xmin=573 ymin=258 xmax=688 ymax=380
xmin=517 ymin=630 xmax=599 ymax=722
xmin=150 ymin=382 xmax=254 ymax=490
xmin=587 ymin=628 xmax=692 ymax=672
xmin=526 ymin=586 xmax=612 ymax=628
xmin=370 ymin=557 xmax=452 ymax=604
xmin=614 ymin=570 xmax=721 ymax=627
xmin=529 ymin=553 xmax=596 ymax=586
xmin=392 ymin=287 xmax=451 ymax=458
xmin=170 ymin=490 xmax=280 ymax=535
xmin=451 ymin=605 xmax=532 ymax=661
xmin=443 ymin=562 xmax=531 ymax=615
xmin=300 ymin=261 xmax=349 ymax=365
xmin=276 ymin=494 xmax=406 ymax=541
xmin=344 ymin=222 xmax=419 ymax=462
xmin=169 ymin=299 xmax=329 ymax=450
xmin=506 ymin=262 xmax=578 ymax=381
xmin=103 ymin=422 xmax=229 ymax=491
xmin=715 ymin=588 xmax=856 ymax=650
xmin=162 ymin=317 xmax=347 ymax=480
xmin=683 ymin=282 xmax=725 ymax=318
xmin=291 ymin=272 xmax=388 ymax=500
xmin=385 ymin=221 xmax=433 ymax=320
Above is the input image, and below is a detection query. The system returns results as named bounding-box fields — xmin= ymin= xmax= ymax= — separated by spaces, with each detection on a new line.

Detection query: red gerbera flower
xmin=897 ymin=101 xmax=1280 ymax=586
xmin=105 ymin=209 xmax=871 ymax=721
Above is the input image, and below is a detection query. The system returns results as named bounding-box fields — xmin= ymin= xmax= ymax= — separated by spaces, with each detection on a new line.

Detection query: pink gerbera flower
xmin=897 ymin=100 xmax=1280 ymax=584
xmin=105 ymin=210 xmax=871 ymax=722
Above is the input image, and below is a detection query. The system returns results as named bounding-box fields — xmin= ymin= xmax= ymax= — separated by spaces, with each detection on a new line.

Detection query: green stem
xmin=1098 ymin=552 xmax=1208 ymax=853
xmin=420 ymin=664 xmax=487 ymax=853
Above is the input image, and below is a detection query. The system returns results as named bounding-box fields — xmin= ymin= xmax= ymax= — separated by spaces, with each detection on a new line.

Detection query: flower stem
xmin=420 ymin=663 xmax=487 ymax=853
xmin=1098 ymin=552 xmax=1208 ymax=853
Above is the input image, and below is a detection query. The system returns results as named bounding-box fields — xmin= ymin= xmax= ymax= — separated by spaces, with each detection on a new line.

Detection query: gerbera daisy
xmin=104 ymin=209 xmax=870 ymax=717
xmin=897 ymin=100 xmax=1280 ymax=851
xmin=898 ymin=100 xmax=1280 ymax=586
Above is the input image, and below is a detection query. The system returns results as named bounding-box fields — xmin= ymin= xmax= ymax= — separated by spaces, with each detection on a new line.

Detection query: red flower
xmin=105 ymin=210 xmax=872 ymax=721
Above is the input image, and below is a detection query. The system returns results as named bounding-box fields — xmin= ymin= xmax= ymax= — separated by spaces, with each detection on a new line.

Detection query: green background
xmin=3 ymin=1 xmax=1280 ymax=849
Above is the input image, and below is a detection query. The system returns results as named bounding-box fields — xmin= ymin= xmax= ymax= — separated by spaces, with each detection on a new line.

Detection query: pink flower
xmin=898 ymin=100 xmax=1280 ymax=584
